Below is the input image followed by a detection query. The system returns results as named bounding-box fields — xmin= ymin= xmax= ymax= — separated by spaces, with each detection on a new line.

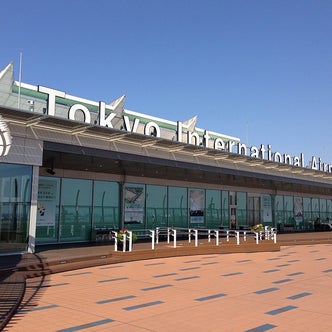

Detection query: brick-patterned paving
xmin=4 ymin=243 xmax=332 ymax=331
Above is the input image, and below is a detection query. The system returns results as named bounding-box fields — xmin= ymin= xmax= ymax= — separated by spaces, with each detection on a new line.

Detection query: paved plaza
xmin=4 ymin=243 xmax=332 ymax=331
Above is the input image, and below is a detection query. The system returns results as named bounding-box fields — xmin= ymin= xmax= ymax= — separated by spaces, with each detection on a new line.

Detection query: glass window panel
xmin=0 ymin=164 xmax=32 ymax=253
xmin=312 ymin=198 xmax=319 ymax=219
xmin=303 ymin=197 xmax=313 ymax=231
xmin=284 ymin=195 xmax=294 ymax=223
xmin=294 ymin=197 xmax=304 ymax=230
xmin=93 ymin=181 xmax=119 ymax=229
xmin=327 ymin=200 xmax=332 ymax=220
xmin=168 ymin=186 xmax=187 ymax=228
xmin=261 ymin=194 xmax=272 ymax=225
xmin=237 ymin=192 xmax=247 ymax=228
xmin=275 ymin=195 xmax=284 ymax=230
xmin=146 ymin=185 xmax=167 ymax=228
xmin=320 ymin=199 xmax=327 ymax=220
xmin=36 ymin=177 xmax=60 ymax=244
xmin=60 ymin=178 xmax=92 ymax=242
xmin=206 ymin=190 xmax=221 ymax=229
xmin=221 ymin=191 xmax=229 ymax=227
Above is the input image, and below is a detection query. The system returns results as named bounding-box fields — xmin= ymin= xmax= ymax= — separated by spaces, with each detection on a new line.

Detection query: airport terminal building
xmin=0 ymin=62 xmax=331 ymax=254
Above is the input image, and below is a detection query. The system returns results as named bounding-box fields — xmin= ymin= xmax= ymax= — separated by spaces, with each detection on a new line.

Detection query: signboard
xmin=37 ymin=179 xmax=58 ymax=226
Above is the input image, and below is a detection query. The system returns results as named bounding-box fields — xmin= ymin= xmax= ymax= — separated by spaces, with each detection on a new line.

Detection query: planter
xmin=117 ymin=242 xmax=132 ymax=251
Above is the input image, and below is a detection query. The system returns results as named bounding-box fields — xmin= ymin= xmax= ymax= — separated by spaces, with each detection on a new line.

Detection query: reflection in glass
xmin=206 ymin=190 xmax=221 ymax=229
xmin=168 ymin=186 xmax=187 ymax=228
xmin=0 ymin=164 xmax=32 ymax=253
xmin=146 ymin=185 xmax=167 ymax=228
xmin=93 ymin=181 xmax=119 ymax=229
xmin=60 ymin=178 xmax=92 ymax=242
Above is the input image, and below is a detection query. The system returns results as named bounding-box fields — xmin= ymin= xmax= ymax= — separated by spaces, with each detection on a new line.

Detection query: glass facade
xmin=6 ymin=171 xmax=330 ymax=248
xmin=0 ymin=163 xmax=32 ymax=253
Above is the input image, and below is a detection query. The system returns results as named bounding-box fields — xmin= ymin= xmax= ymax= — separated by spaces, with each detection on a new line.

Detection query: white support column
xmin=167 ymin=227 xmax=171 ymax=244
xmin=208 ymin=230 xmax=211 ymax=242
xmin=226 ymin=230 xmax=230 ymax=242
xmin=188 ymin=228 xmax=192 ymax=243
xmin=27 ymin=165 xmax=39 ymax=253
xmin=173 ymin=229 xmax=177 ymax=248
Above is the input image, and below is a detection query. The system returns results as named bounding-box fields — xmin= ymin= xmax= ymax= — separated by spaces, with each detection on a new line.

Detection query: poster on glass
xmin=124 ymin=184 xmax=144 ymax=224
xmin=189 ymin=189 xmax=204 ymax=224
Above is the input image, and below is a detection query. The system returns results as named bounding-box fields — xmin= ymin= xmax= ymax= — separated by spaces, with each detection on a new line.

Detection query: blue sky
xmin=1 ymin=0 xmax=332 ymax=165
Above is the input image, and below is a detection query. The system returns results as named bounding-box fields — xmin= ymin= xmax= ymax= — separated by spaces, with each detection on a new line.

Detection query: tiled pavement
xmin=2 ymin=234 xmax=332 ymax=331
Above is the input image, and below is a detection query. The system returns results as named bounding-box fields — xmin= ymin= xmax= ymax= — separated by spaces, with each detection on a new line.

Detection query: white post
xmin=188 ymin=228 xmax=192 ymax=243
xmin=128 ymin=231 xmax=133 ymax=252
xmin=156 ymin=227 xmax=159 ymax=244
xmin=167 ymin=227 xmax=171 ymax=244
xmin=173 ymin=229 xmax=177 ymax=248
xmin=265 ymin=226 xmax=270 ymax=240
xmin=215 ymin=230 xmax=219 ymax=246
xmin=208 ymin=230 xmax=211 ymax=242
xmin=113 ymin=231 xmax=118 ymax=251
xmin=236 ymin=231 xmax=240 ymax=245
xmin=123 ymin=233 xmax=127 ymax=252
xmin=255 ymin=232 xmax=259 ymax=244
xmin=150 ymin=230 xmax=155 ymax=250
xmin=194 ymin=229 xmax=198 ymax=247
xmin=243 ymin=231 xmax=247 ymax=241
xmin=273 ymin=231 xmax=277 ymax=244
xmin=226 ymin=230 xmax=230 ymax=242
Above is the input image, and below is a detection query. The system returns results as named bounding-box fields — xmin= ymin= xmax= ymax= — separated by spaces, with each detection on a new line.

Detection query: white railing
xmin=113 ymin=226 xmax=277 ymax=251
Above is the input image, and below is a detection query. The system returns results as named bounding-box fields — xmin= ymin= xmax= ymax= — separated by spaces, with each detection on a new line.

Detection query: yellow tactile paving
xmin=4 ymin=244 xmax=332 ymax=331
